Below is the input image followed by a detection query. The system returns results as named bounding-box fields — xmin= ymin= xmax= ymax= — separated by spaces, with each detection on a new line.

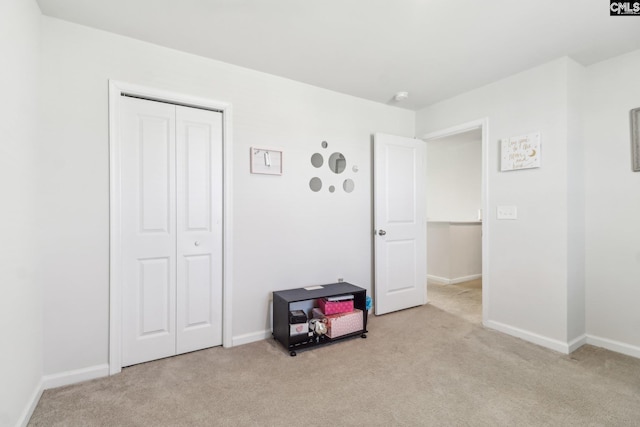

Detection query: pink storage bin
xmin=318 ymin=298 xmax=354 ymax=315
xmin=325 ymin=309 xmax=363 ymax=338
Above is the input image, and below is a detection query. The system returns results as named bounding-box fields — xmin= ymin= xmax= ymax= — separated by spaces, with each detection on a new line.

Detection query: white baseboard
xmin=18 ymin=379 xmax=44 ymax=427
xmin=232 ymin=329 xmax=271 ymax=347
xmin=427 ymin=274 xmax=450 ymax=284
xmin=484 ymin=320 xmax=572 ymax=354
xmin=42 ymin=363 xmax=110 ymax=390
xmin=427 ymin=273 xmax=481 ymax=285
xmin=450 ymin=274 xmax=482 ymax=285
xmin=568 ymin=334 xmax=588 ymax=353
xmin=586 ymin=334 xmax=640 ymax=359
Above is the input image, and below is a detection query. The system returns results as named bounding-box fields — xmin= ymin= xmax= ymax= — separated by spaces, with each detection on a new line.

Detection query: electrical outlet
xmin=337 ymin=277 xmax=344 ymax=283
xmin=497 ymin=205 xmax=517 ymax=220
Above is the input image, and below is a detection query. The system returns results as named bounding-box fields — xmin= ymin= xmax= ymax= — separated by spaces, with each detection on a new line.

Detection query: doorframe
xmin=421 ymin=118 xmax=490 ymax=325
xmin=108 ymin=80 xmax=234 ymax=375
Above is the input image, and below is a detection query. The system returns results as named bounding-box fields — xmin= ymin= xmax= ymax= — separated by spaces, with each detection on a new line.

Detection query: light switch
xmin=497 ymin=205 xmax=517 ymax=220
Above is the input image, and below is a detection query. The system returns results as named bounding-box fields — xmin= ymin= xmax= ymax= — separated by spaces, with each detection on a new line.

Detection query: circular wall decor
xmin=343 ymin=179 xmax=355 ymax=193
xmin=309 ymin=177 xmax=322 ymax=192
xmin=311 ymin=153 xmax=323 ymax=168
xmin=328 ymin=152 xmax=346 ymax=174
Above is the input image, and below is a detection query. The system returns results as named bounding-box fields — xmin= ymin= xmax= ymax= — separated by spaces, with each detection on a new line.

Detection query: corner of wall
xmin=0 ymin=0 xmax=45 ymax=425
xmin=16 ymin=380 xmax=44 ymax=427
xmin=582 ymin=47 xmax=640 ymax=355
xmin=565 ymin=58 xmax=587 ymax=343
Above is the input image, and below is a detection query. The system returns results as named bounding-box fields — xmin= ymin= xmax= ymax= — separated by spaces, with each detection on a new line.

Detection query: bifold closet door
xmin=120 ymin=96 xmax=222 ymax=367
xmin=175 ymin=105 xmax=223 ymax=354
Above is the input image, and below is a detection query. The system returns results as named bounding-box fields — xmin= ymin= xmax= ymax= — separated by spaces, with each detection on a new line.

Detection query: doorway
xmin=108 ymin=81 xmax=233 ymax=374
xmin=422 ymin=119 xmax=489 ymax=325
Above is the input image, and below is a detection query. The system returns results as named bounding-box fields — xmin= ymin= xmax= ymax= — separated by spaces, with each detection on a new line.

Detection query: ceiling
xmin=36 ymin=0 xmax=640 ymax=111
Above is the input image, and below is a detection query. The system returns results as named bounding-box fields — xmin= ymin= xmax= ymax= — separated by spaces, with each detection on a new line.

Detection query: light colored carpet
xmin=30 ymin=281 xmax=640 ymax=426
xmin=427 ymin=278 xmax=482 ymax=324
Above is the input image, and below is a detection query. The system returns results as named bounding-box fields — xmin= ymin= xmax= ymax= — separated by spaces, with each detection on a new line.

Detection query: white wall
xmin=449 ymin=224 xmax=482 ymax=280
xmin=566 ymin=60 xmax=586 ymax=344
xmin=0 ymin=0 xmax=43 ymax=425
xmin=39 ymin=17 xmax=414 ymax=376
xmin=417 ymin=58 xmax=575 ymax=348
xmin=584 ymin=50 xmax=640 ymax=354
xmin=427 ymin=222 xmax=482 ymax=284
xmin=427 ymin=223 xmax=450 ymax=279
xmin=426 ymin=132 xmax=482 ymax=221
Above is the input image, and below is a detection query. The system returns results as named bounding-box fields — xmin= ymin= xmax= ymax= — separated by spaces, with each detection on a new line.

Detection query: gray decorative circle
xmin=309 ymin=177 xmax=322 ymax=192
xmin=343 ymin=179 xmax=355 ymax=193
xmin=311 ymin=153 xmax=323 ymax=168
xmin=352 ymin=165 xmax=359 ymax=173
xmin=321 ymin=141 xmax=328 ymax=149
xmin=329 ymin=185 xmax=335 ymax=193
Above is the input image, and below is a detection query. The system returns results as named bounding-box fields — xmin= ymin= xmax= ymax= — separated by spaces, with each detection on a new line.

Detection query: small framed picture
xmin=250 ymin=147 xmax=282 ymax=175
xmin=631 ymin=107 xmax=640 ymax=172
xmin=500 ymin=132 xmax=541 ymax=172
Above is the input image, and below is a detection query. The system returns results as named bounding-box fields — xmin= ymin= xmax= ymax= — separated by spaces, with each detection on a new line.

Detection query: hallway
xmin=427 ymin=278 xmax=482 ymax=324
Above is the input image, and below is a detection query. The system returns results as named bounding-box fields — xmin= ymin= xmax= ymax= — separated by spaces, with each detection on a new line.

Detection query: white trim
xmin=485 ymin=320 xmax=571 ymax=354
xmin=108 ymin=80 xmax=234 ymax=376
xmin=586 ymin=334 xmax=640 ymax=359
xmin=108 ymin=81 xmax=122 ymax=375
xmin=422 ymin=118 xmax=490 ymax=325
xmin=450 ymin=274 xmax=482 ymax=284
xmin=427 ymin=273 xmax=482 ymax=285
xmin=41 ymin=364 xmax=110 ymax=390
xmin=232 ymin=330 xmax=272 ymax=347
xmin=223 ymin=106 xmax=234 ymax=349
xmin=568 ymin=334 xmax=588 ymax=353
xmin=18 ymin=380 xmax=44 ymax=427
xmin=427 ymin=274 xmax=450 ymax=285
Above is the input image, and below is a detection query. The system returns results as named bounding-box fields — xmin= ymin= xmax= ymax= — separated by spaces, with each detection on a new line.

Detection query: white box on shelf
xmin=290 ymin=323 xmax=309 ymax=336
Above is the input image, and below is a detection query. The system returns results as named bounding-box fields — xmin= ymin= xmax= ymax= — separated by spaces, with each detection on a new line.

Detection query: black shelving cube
xmin=272 ymin=282 xmax=368 ymax=356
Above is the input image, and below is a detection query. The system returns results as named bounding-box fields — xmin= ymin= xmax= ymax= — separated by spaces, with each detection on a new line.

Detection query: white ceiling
xmin=36 ymin=0 xmax=640 ymax=111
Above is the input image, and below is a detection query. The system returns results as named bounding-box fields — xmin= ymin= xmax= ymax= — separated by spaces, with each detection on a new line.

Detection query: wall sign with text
xmin=500 ymin=132 xmax=541 ymax=172
xmin=610 ymin=1 xmax=640 ymax=15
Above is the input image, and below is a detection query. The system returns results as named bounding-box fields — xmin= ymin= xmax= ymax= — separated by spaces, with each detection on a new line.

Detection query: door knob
xmin=194 ymin=241 xmax=200 ymax=246
xmin=378 ymin=230 xmax=386 ymax=236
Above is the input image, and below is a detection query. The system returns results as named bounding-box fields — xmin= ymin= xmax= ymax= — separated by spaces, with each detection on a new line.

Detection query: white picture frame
xmin=250 ymin=147 xmax=283 ymax=175
xmin=500 ymin=132 xmax=541 ymax=172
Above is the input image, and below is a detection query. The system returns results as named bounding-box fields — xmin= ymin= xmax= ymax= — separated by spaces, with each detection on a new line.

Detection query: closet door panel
xmin=176 ymin=105 xmax=223 ymax=354
xmin=120 ymin=97 xmax=177 ymax=367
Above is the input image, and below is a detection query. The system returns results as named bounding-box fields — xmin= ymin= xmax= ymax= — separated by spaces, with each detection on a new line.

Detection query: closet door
xmin=121 ymin=97 xmax=177 ymax=367
xmin=120 ymin=97 xmax=224 ymax=367
xmin=175 ymin=105 xmax=223 ymax=353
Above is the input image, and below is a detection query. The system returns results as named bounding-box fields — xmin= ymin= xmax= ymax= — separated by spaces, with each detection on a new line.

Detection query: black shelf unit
xmin=272 ymin=282 xmax=368 ymax=356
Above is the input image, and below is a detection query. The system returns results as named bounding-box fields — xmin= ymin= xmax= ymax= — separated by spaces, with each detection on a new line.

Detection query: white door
xmin=120 ymin=96 xmax=223 ymax=367
xmin=373 ymin=133 xmax=427 ymax=315
xmin=175 ymin=105 xmax=223 ymax=354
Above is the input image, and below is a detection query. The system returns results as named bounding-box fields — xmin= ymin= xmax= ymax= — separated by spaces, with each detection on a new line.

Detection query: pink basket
xmin=318 ymin=298 xmax=354 ymax=315
xmin=325 ymin=309 xmax=363 ymax=338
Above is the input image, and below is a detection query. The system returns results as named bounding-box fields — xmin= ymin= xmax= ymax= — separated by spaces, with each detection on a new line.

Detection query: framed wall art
xmin=500 ymin=132 xmax=541 ymax=172
xmin=250 ymin=147 xmax=282 ymax=175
